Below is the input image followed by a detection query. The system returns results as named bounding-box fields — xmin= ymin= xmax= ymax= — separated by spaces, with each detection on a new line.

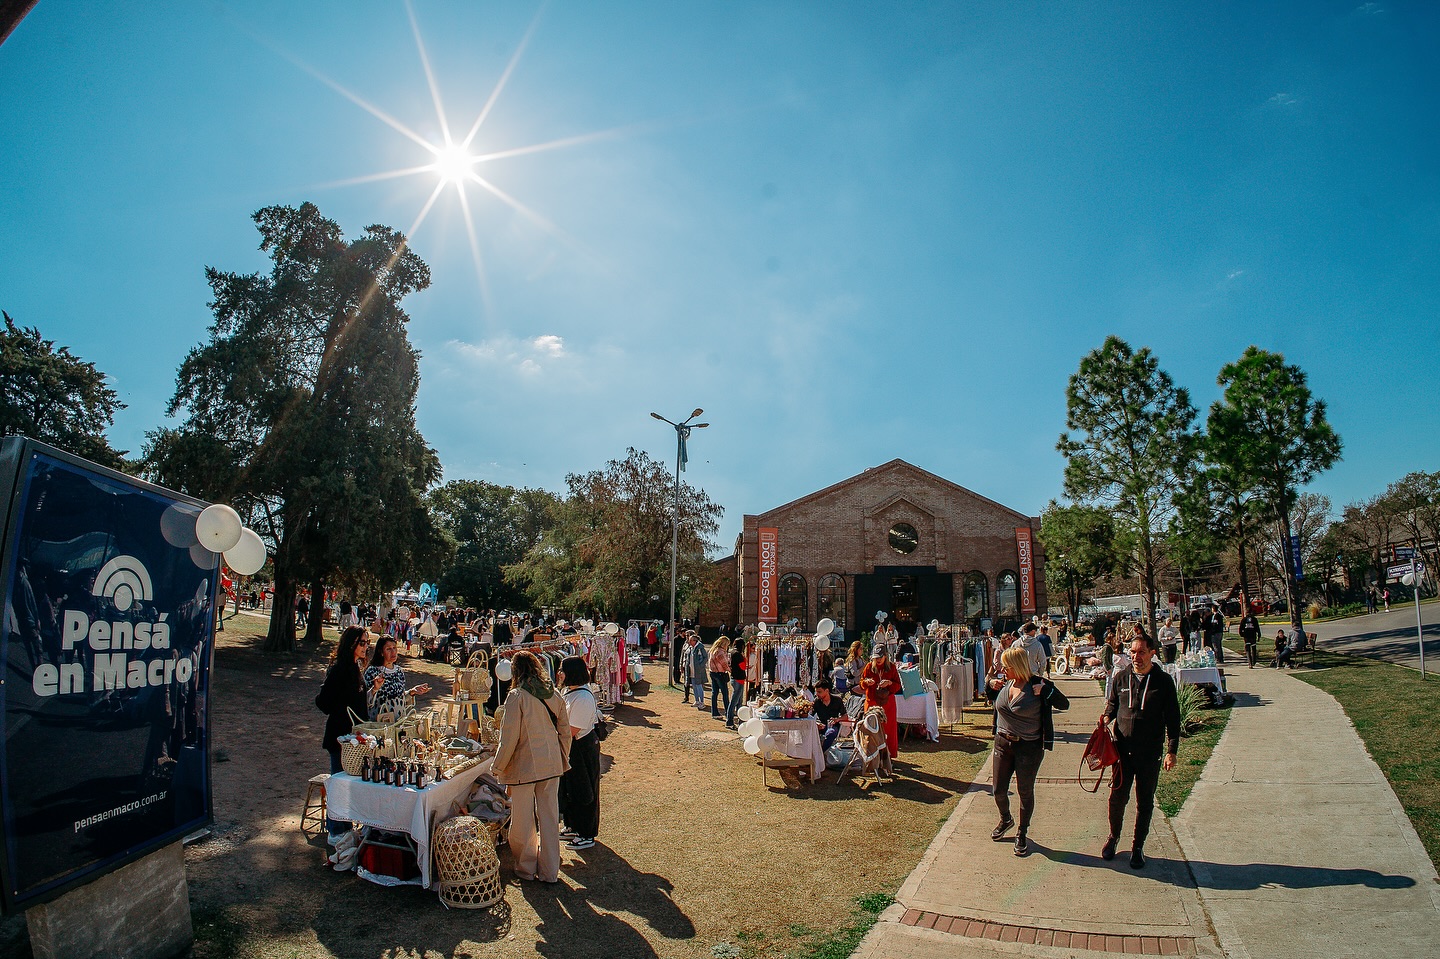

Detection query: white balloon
xmin=815 ymin=617 xmax=835 ymax=638
xmin=756 ymin=733 xmax=776 ymax=754
xmin=1402 ymin=572 xmax=1416 ymax=587
xmin=495 ymin=658 xmax=513 ymax=681
xmin=159 ymin=504 xmax=199 ymax=548
xmin=223 ymin=527 xmax=267 ymax=576
xmin=743 ymin=736 xmax=762 ymax=755
xmin=196 ymin=504 xmax=243 ymax=553
xmin=735 ymin=705 xmax=753 ymax=722
xmin=738 ymin=718 xmax=764 ymax=738
xmin=189 ymin=543 xmax=219 ymax=570
xmin=814 ymin=636 xmax=831 ymax=651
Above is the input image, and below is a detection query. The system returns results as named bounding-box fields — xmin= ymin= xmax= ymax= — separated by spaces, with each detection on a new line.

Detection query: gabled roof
xmin=752 ymin=459 xmax=1033 ymax=524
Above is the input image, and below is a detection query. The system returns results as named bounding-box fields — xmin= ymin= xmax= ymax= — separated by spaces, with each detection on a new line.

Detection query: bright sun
xmin=432 ymin=143 xmax=475 ymax=184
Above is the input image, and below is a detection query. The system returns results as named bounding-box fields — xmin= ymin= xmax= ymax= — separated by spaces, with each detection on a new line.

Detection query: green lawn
xmin=1225 ymin=638 xmax=1440 ymax=868
xmin=1156 ymin=703 xmax=1232 ymax=818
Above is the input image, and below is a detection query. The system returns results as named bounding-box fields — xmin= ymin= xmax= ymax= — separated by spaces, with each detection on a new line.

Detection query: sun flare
xmin=431 ymin=143 xmax=476 ymax=185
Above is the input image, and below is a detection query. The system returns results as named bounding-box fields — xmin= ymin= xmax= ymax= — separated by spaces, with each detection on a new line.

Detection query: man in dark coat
xmin=1101 ymin=631 xmax=1181 ymax=870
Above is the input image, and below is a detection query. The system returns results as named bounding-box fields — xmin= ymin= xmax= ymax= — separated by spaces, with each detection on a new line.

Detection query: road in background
xmin=1304 ymin=602 xmax=1437 ymax=672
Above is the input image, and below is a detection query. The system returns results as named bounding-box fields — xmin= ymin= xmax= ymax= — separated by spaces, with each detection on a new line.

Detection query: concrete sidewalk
xmin=1172 ymin=664 xmax=1440 ymax=958
xmin=855 ymin=665 xmax=1440 ymax=958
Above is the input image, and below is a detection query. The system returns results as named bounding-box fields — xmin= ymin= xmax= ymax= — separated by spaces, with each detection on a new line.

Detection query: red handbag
xmin=1079 ymin=719 xmax=1120 ymax=793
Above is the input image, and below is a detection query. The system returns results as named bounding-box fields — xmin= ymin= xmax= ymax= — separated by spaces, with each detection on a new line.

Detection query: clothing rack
xmin=749 ymin=634 xmax=821 ymax=694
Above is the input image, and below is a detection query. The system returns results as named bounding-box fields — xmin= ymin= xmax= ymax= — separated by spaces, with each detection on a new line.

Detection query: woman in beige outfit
xmin=492 ymin=651 xmax=572 ymax=882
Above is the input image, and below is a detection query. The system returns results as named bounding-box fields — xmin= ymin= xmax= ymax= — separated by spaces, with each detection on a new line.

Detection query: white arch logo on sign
xmin=91 ymin=556 xmax=154 ymax=613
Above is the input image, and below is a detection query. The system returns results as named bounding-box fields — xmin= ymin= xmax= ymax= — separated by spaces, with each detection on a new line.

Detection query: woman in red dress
xmin=861 ymin=644 xmax=902 ymax=758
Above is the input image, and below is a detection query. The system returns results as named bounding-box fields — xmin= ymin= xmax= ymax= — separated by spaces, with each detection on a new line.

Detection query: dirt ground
xmin=3 ymin=618 xmax=992 ymax=959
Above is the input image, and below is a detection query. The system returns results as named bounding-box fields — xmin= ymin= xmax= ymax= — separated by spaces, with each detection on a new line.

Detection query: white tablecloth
xmin=760 ymin=718 xmax=825 ymax=779
xmin=1164 ymin=665 xmax=1225 ymax=691
xmin=896 ymin=691 xmax=940 ymax=741
xmin=325 ymin=759 xmax=492 ymax=887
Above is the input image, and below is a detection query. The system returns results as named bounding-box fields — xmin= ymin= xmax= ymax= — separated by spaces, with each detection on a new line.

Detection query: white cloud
xmin=1227 ymin=269 xmax=1245 ymax=281
xmin=1268 ymin=92 xmax=1298 ymax=107
xmin=532 ymin=334 xmax=565 ymax=356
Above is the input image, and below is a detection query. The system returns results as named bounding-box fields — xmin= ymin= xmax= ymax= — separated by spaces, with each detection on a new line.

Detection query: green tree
xmin=1038 ymin=501 xmax=1119 ymax=628
xmin=1330 ymin=494 xmax=1395 ymax=594
xmin=1057 ymin=336 xmax=1198 ymax=633
xmin=1206 ymin=347 xmax=1342 ymax=623
xmin=144 ymin=202 xmax=449 ymax=652
xmin=1175 ymin=447 xmax=1266 ymax=609
xmin=1379 ymin=471 xmax=1440 ymax=594
xmin=1 ymin=311 xmax=125 ymax=467
xmin=1259 ymin=492 xmax=1332 ymax=606
xmin=506 ymin=448 xmax=721 ymax=619
xmin=429 ymin=480 xmax=559 ymax=609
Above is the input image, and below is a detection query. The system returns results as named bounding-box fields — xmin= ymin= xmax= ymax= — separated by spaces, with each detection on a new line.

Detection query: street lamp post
xmin=651 ymin=408 xmax=708 ymax=688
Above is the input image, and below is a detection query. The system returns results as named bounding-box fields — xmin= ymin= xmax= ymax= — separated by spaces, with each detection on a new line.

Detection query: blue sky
xmin=3 ymin=1 xmax=1436 ymax=553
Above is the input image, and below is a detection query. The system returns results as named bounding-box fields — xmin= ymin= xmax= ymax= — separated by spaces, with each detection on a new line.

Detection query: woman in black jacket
xmin=316 ymin=626 xmax=372 ymax=840
xmin=985 ymin=645 xmax=1070 ymax=857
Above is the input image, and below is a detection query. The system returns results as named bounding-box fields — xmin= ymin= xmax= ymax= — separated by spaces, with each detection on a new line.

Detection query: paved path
xmin=856 ymin=664 xmax=1440 ymax=958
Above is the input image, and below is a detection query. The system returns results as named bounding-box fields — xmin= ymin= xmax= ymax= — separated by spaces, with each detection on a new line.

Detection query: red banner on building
xmin=1015 ymin=527 xmax=1036 ymax=616
xmin=757 ymin=527 xmax=779 ymax=623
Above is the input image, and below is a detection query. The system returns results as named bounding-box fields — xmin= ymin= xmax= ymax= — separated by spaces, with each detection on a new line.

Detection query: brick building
xmin=709 ymin=459 xmax=1045 ymax=638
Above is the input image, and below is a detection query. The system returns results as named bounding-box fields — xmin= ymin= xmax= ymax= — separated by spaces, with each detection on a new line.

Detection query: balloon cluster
xmin=195 ymin=504 xmax=267 ymax=575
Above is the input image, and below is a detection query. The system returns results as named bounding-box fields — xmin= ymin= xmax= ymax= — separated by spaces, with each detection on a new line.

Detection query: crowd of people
xmin=309 ymin=598 xmax=1246 ymax=886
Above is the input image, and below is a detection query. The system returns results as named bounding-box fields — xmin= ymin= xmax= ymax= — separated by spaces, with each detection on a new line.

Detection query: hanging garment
xmin=938 ymin=660 xmax=974 ymax=724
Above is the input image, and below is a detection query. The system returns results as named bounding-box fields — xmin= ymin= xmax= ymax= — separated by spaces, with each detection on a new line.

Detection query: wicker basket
xmin=434 ymin=816 xmax=504 ymax=910
xmin=479 ymin=706 xmax=504 ymax=747
xmin=338 ymin=739 xmax=372 ymax=777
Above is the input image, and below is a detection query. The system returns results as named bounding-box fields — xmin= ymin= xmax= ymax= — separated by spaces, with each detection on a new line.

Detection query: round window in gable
xmin=888 ymin=522 xmax=919 ymax=555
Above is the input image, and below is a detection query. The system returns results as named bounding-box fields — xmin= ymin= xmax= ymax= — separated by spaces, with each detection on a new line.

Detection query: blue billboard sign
xmin=0 ymin=438 xmax=215 ymax=912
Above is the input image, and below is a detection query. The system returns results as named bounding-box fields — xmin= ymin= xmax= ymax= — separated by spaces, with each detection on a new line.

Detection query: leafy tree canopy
xmin=1038 ymin=501 xmax=1119 ymax=627
xmin=1057 ymin=336 xmax=1197 ymax=632
xmin=1 ymin=311 xmax=126 ymax=467
xmin=1206 ymin=346 xmax=1341 ymax=620
xmin=429 ymin=479 xmax=559 ymax=610
xmin=144 ymin=202 xmax=448 ymax=652
xmin=506 ymin=448 xmax=722 ymax=621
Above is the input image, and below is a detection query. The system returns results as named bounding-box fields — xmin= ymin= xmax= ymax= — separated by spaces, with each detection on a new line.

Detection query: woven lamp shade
xmin=433 ymin=816 xmax=504 ymax=910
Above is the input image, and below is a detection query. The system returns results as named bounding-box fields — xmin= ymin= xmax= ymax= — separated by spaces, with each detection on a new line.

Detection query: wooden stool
xmin=301 ymin=773 xmax=330 ymax=837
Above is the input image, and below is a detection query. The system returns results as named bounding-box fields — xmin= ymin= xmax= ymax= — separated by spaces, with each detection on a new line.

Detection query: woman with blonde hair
xmin=493 ymin=651 xmax=571 ymax=883
xmin=844 ymin=641 xmax=866 ymax=691
xmin=984 ymin=645 xmax=1069 ymax=857
xmin=707 ymin=636 xmax=732 ymax=720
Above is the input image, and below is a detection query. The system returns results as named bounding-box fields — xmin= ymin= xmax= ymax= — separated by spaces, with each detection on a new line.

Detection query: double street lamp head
xmin=650 ymin=409 xmax=709 ymax=429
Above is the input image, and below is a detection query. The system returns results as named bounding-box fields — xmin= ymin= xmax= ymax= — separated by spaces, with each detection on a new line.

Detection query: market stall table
xmin=325 ymin=759 xmax=493 ymax=888
xmin=759 ymin=718 xmax=825 ymax=781
xmin=1163 ymin=664 xmax=1226 ymax=692
xmin=895 ymin=691 xmax=940 ymax=741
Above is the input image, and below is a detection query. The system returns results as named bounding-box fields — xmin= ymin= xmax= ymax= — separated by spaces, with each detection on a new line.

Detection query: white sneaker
xmin=565 ymin=837 xmax=595 ymax=850
xmin=332 ymin=845 xmax=359 ymax=871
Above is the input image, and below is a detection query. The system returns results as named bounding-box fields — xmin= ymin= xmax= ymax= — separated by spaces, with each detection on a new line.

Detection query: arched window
xmin=997 ymin=571 xmax=1019 ymax=620
xmin=817 ymin=574 xmax=846 ymax=629
xmin=778 ymin=573 xmax=808 ymax=629
xmin=963 ymin=572 xmax=989 ymax=622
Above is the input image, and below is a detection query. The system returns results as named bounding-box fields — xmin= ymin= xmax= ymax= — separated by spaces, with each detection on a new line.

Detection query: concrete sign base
xmin=25 ymin=842 xmax=192 ymax=959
